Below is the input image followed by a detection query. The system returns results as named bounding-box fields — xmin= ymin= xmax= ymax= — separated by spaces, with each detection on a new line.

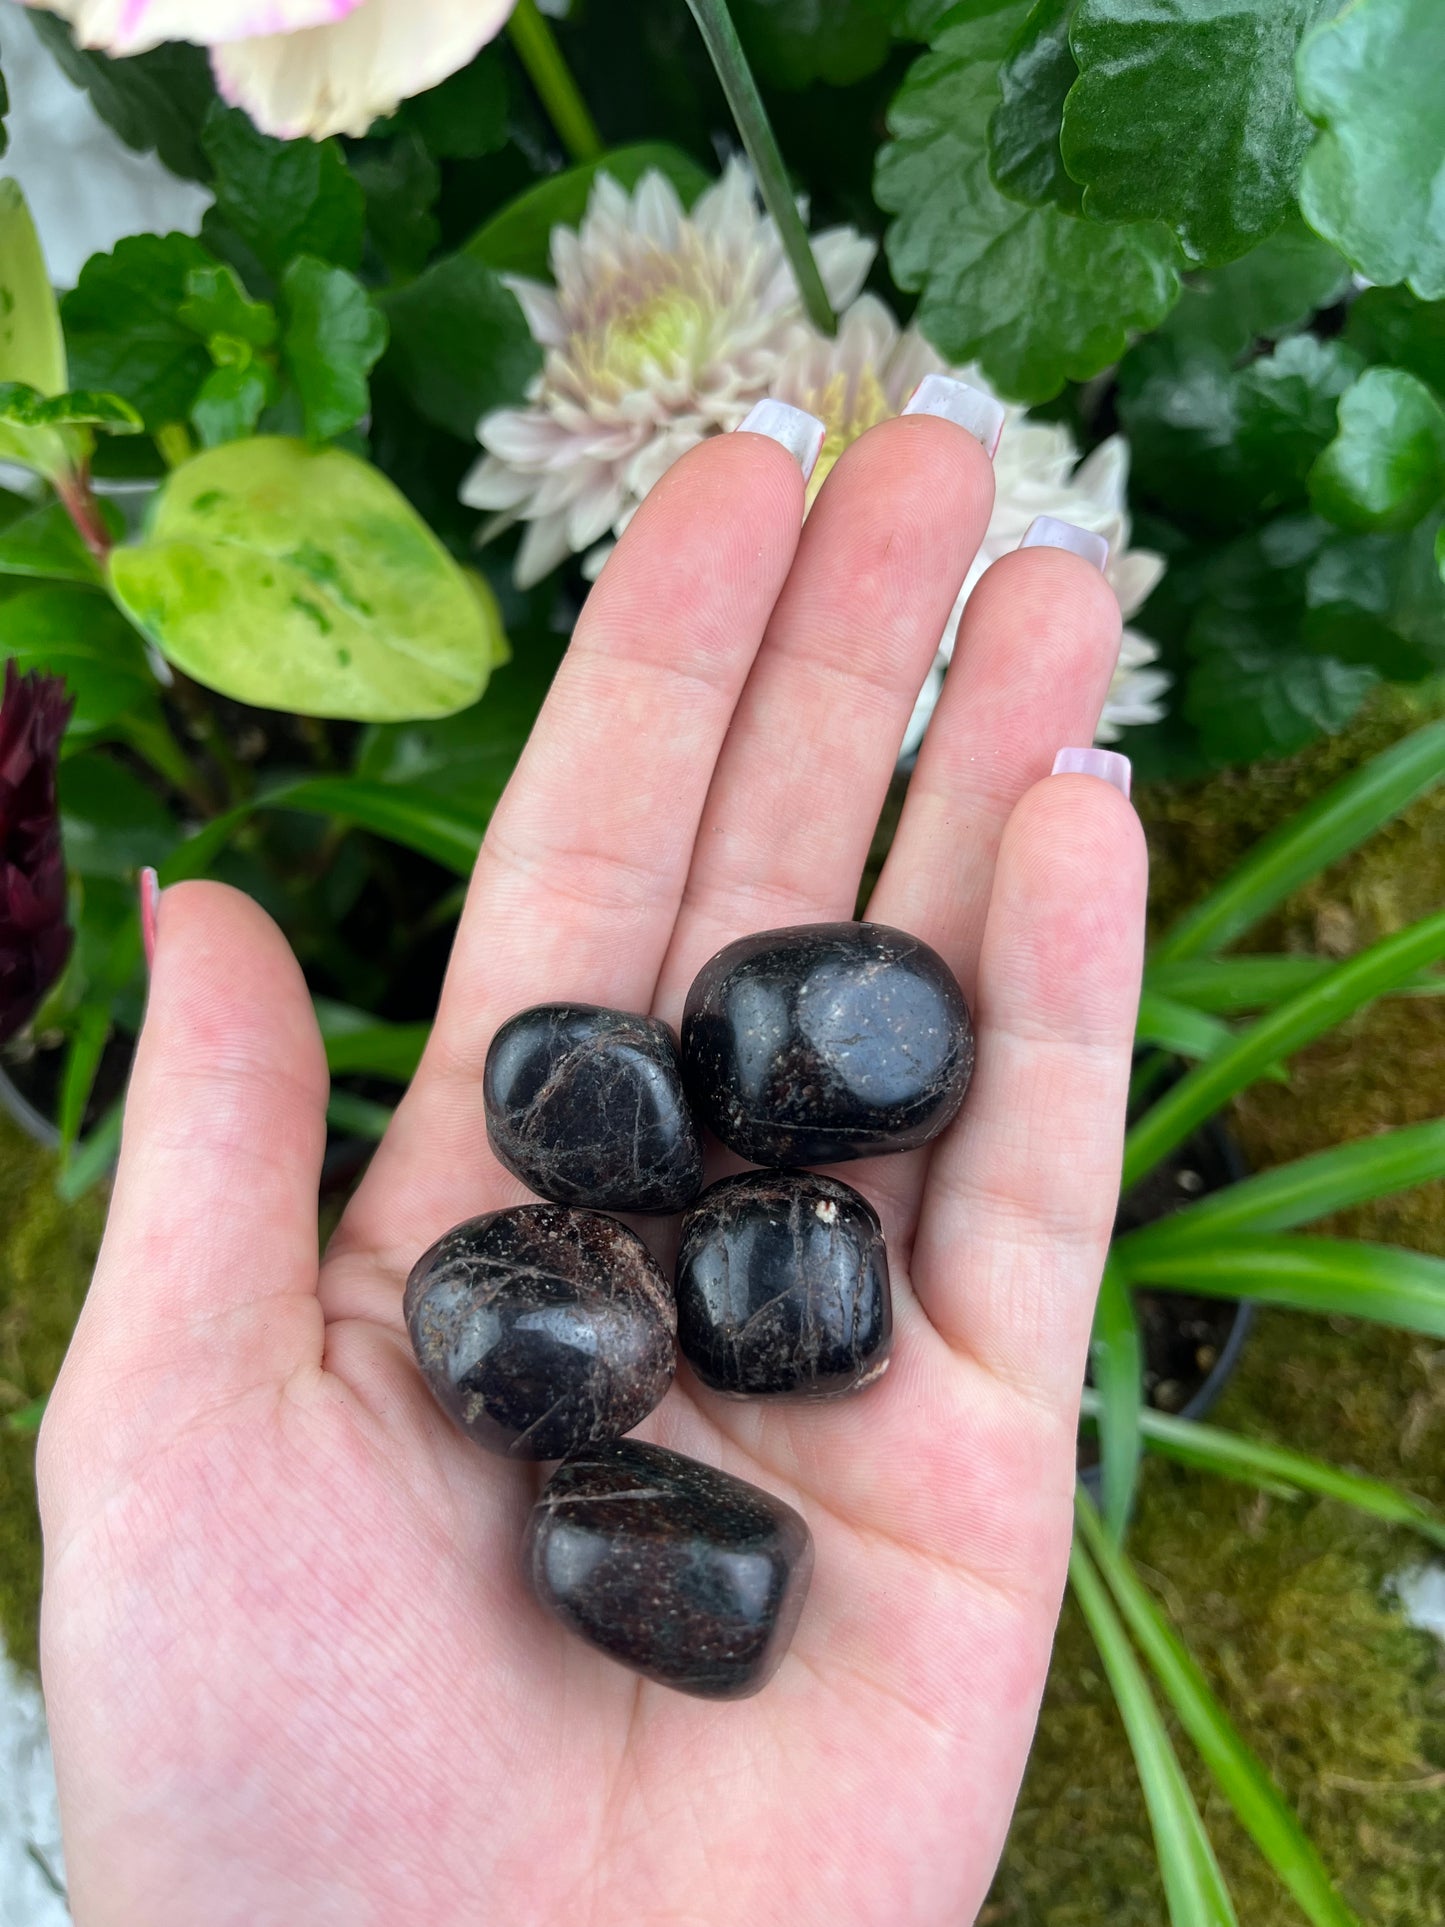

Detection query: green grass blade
xmin=56 ymin=1005 xmax=110 ymax=1159
xmin=1117 ymin=1116 xmax=1445 ymax=1262
xmin=314 ymin=998 xmax=429 ymax=1083
xmin=1123 ymin=909 xmax=1445 ymax=1189
xmin=1136 ymin=990 xmax=1238 ymax=1060
xmin=1114 ymin=1233 xmax=1445 ymax=1336
xmin=1090 ymin=1258 xmax=1143 ymax=1542
xmin=1153 ymin=720 xmax=1445 ymax=964
xmin=1075 ymin=1495 xmax=1361 ymax=1927
xmin=56 ymin=1096 xmax=124 ymax=1202
xmin=3 ymin=1395 xmax=48 ymax=1436
xmin=1145 ymin=956 xmax=1445 ymax=1014
xmin=1078 ymin=1392 xmax=1445 ymax=1551
xmin=1069 ymin=1535 xmax=1240 ymax=1927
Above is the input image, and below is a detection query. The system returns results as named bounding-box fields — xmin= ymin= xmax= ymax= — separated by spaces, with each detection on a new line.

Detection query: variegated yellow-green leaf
xmin=109 ymin=438 xmax=505 ymax=722
xmin=0 ymin=179 xmax=68 ymax=476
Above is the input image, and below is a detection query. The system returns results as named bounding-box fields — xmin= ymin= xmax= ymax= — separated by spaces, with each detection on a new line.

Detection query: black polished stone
xmin=525 ymin=1439 xmax=813 ymax=1699
xmin=676 ymin=1170 xmax=892 ymax=1398
xmin=484 ymin=1003 xmax=703 ymax=1212
xmin=404 ymin=1206 xmax=675 ymax=1460
xmin=682 ymin=921 xmax=974 ymax=1165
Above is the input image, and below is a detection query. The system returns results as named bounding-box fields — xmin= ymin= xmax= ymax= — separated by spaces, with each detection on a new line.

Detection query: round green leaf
xmin=1308 ymin=367 xmax=1445 ymax=532
xmin=989 ymin=0 xmax=1082 ymax=212
xmin=109 ymin=438 xmax=504 ymax=722
xmin=0 ymin=585 xmax=155 ymax=738
xmin=1298 ymin=0 xmax=1445 ymax=301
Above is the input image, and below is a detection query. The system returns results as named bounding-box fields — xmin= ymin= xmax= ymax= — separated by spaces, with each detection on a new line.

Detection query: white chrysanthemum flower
xmin=24 ymin=0 xmax=516 ymax=140
xmin=770 ymin=296 xmax=1170 ymax=751
xmin=462 ymin=161 xmax=875 ymax=589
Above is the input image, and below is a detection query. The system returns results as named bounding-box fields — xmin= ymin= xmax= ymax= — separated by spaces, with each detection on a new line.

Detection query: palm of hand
xmin=38 ymin=415 xmax=1145 ymax=1927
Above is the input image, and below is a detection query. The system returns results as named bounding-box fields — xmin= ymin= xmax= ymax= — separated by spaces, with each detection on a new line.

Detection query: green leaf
xmin=202 ymin=103 xmax=365 ymax=282
xmin=1301 ymin=515 xmax=1445 ymax=679
xmin=61 ymin=233 xmax=217 ymax=431
xmin=25 ymin=14 xmax=214 ymax=182
xmin=732 ymin=0 xmax=903 ymax=87
xmin=0 ymin=499 xmax=117 ymax=586
xmin=1062 ymin=0 xmax=1338 ymax=267
xmin=281 ymin=258 xmax=388 ymax=443
xmin=1125 ymin=906 xmax=1445 ymax=1186
xmin=1117 ymin=1232 xmax=1445 ymax=1338
xmin=1074 ymin=1496 xmax=1361 ymax=1927
xmin=1185 ymin=610 xmax=1376 ymax=765
xmin=56 ymin=1098 xmax=122 ymax=1202
xmin=1297 ymin=0 xmax=1445 ymax=302
xmin=0 ymin=586 xmax=154 ymax=739
xmin=190 ymin=362 xmax=275 ymax=449
xmin=989 ymin=0 xmax=1081 ymax=211
xmin=1117 ymin=1118 xmax=1445 ymax=1270
xmin=163 ymin=773 xmax=486 ymax=883
xmin=877 ymin=3 xmax=1180 ymax=402
xmin=1233 ymin=336 xmax=1362 ymax=508
xmin=380 ymin=253 xmax=541 ymax=441
xmin=57 ymin=1004 xmax=109 ymax=1157
xmin=402 ymin=50 xmax=509 ymax=160
xmin=1154 ymin=717 xmax=1445 ymax=961
xmin=1201 ymin=220 xmax=1352 ymax=343
xmin=177 ymin=264 xmax=277 ymax=352
xmin=0 ymin=383 xmax=142 ymax=434
xmin=1135 ymin=991 xmax=1238 ymax=1065
xmin=355 ymin=634 xmax=564 ymax=823
xmin=1146 ymin=954 xmax=1444 ymax=1013
xmin=326 ymin=1090 xmax=394 ymax=1142
xmin=1309 ymin=367 xmax=1445 ymax=533
xmin=314 ymin=998 xmax=428 ymax=1082
xmin=1079 ymin=1395 xmax=1445 ymax=1552
xmin=1068 ymin=1536 xmax=1241 ymax=1927
xmin=0 ymin=179 xmax=69 ymax=477
xmin=3 ymin=1397 xmax=47 ymax=1437
xmin=467 ymin=145 xmax=713 ymax=281
xmin=1090 ymin=1258 xmax=1143 ymax=1542
xmin=349 ymin=130 xmax=441 ymax=281
xmin=60 ymin=753 xmax=176 ymax=880
xmin=1346 ymin=287 xmax=1445 ymax=394
xmin=110 ymin=438 xmax=502 ymax=723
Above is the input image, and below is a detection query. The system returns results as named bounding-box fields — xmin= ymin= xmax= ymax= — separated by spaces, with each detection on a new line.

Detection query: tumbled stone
xmin=682 ymin=920 xmax=973 ymax=1165
xmin=525 ymin=1439 xmax=813 ymax=1699
xmin=484 ymin=1003 xmax=703 ymax=1212
xmin=676 ymin=1170 xmax=892 ymax=1398
xmin=403 ymin=1206 xmax=675 ymax=1460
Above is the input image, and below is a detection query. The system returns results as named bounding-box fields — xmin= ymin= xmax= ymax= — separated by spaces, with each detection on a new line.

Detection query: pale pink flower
xmin=462 ymin=161 xmax=875 ymax=589
xmin=771 ymin=296 xmax=1169 ymax=749
xmin=24 ymin=0 xmax=516 ymax=140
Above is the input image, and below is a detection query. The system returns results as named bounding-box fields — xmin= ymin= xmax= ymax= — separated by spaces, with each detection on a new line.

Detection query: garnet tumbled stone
xmin=676 ymin=1171 xmax=892 ymax=1398
xmin=484 ymin=1003 xmax=703 ymax=1212
xmin=404 ymin=1206 xmax=675 ymax=1460
xmin=526 ymin=1439 xmax=814 ymax=1699
xmin=681 ymin=921 xmax=974 ymax=1166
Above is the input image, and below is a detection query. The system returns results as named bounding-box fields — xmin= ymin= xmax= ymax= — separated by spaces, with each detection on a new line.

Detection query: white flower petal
xmin=24 ymin=0 xmax=362 ymax=56
xmin=211 ymin=0 xmax=516 ymax=140
xmin=514 ymin=512 xmax=576 ymax=591
xmin=1109 ymin=549 xmax=1167 ymax=621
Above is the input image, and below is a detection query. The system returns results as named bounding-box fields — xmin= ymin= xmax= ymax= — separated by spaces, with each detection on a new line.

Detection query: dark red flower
xmin=0 ymin=659 xmax=74 ymax=1045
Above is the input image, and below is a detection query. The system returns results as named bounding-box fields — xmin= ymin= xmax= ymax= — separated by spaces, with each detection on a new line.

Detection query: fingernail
xmin=901 ymin=373 xmax=1006 ymax=457
xmin=139 ymin=867 xmax=160 ymax=970
xmin=1051 ymin=747 xmax=1132 ymax=800
xmin=1021 ymin=515 xmax=1110 ymax=571
xmin=736 ymin=399 xmax=827 ymax=482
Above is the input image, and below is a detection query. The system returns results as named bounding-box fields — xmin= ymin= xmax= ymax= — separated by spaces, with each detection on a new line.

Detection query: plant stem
xmin=683 ymin=0 xmax=836 ymax=337
xmin=55 ymin=464 xmax=111 ymax=564
xmin=507 ymin=0 xmax=603 ymax=165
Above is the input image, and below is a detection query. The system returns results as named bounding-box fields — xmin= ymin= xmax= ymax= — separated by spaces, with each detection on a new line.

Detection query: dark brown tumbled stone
xmin=484 ymin=1003 xmax=703 ymax=1212
xmin=403 ymin=1206 xmax=675 ymax=1460
xmin=681 ymin=921 xmax=973 ymax=1166
xmin=676 ymin=1170 xmax=892 ymax=1398
xmin=525 ymin=1439 xmax=813 ymax=1699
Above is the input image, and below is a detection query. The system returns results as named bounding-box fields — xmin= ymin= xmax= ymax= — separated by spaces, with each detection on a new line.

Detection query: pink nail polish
xmin=901 ymin=373 xmax=1006 ymax=457
xmin=139 ymin=867 xmax=160 ymax=969
xmin=1051 ymin=747 xmax=1132 ymax=800
xmin=1020 ymin=515 xmax=1110 ymax=571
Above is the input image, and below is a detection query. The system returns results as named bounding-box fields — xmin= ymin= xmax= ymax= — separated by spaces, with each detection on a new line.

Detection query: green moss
xmin=991 ymin=684 xmax=1445 ymax=1924
xmin=0 ymin=1114 xmax=103 ymax=1672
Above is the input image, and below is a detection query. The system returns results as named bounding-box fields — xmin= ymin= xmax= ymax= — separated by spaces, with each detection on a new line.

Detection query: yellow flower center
xmin=799 ymin=365 xmax=896 ymax=501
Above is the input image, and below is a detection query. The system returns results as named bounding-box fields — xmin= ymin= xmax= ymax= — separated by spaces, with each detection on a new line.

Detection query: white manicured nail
xmin=1021 ymin=515 xmax=1110 ymax=571
xmin=1051 ymin=747 xmax=1132 ymax=799
xmin=901 ymin=373 xmax=1006 ymax=456
xmin=736 ymin=399 xmax=827 ymax=481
